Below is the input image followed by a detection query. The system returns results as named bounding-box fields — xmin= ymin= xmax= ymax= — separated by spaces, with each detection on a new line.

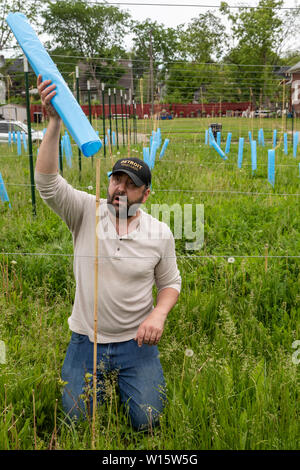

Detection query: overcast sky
xmin=118 ymin=0 xmax=300 ymax=51
xmin=3 ymin=0 xmax=300 ymax=56
xmin=116 ymin=0 xmax=299 ymax=27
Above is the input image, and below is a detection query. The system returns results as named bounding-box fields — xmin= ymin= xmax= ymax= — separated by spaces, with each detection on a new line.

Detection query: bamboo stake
xmin=92 ymin=158 xmax=101 ymax=449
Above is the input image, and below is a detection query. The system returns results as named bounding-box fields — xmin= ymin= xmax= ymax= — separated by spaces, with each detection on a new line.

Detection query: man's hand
xmin=135 ymin=308 xmax=166 ymax=347
xmin=135 ymin=288 xmax=179 ymax=347
xmin=37 ymin=74 xmax=60 ymax=120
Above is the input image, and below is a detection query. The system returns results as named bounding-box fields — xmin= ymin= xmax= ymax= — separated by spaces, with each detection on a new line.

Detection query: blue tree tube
xmin=268 ymin=149 xmax=275 ymax=186
xmin=13 ymin=131 xmax=16 ymax=143
xmin=205 ymin=129 xmax=208 ymax=145
xmin=67 ymin=133 xmax=73 ymax=157
xmin=248 ymin=131 xmax=252 ymax=143
xmin=251 ymin=140 xmax=257 ymax=172
xmin=211 ymin=140 xmax=227 ymax=160
xmin=273 ymin=129 xmax=277 ymax=148
xmin=149 ymin=142 xmax=158 ymax=169
xmin=159 ymin=139 xmax=169 ymax=159
xmin=225 ymin=132 xmax=232 ymax=154
xmin=258 ymin=129 xmax=261 ymax=146
xmin=154 ymin=129 xmax=161 ymax=147
xmin=22 ymin=131 xmax=27 ymax=151
xmin=260 ymin=128 xmax=265 ymax=147
xmin=217 ymin=131 xmax=221 ymax=147
xmin=208 ymin=128 xmax=227 ymax=160
xmin=293 ymin=131 xmax=298 ymax=158
xmin=64 ymin=133 xmax=72 ymax=160
xmin=208 ymin=128 xmax=213 ymax=147
xmin=64 ymin=137 xmax=72 ymax=168
xmin=238 ymin=137 xmax=244 ymax=168
xmin=17 ymin=131 xmax=22 ymax=155
xmin=284 ymin=133 xmax=288 ymax=155
xmin=143 ymin=147 xmax=150 ymax=166
xmin=0 ymin=172 xmax=11 ymax=208
xmin=6 ymin=12 xmax=102 ymax=157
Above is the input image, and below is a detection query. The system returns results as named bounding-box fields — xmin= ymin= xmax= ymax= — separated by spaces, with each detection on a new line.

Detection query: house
xmin=78 ymin=59 xmax=134 ymax=104
xmin=287 ymin=61 xmax=300 ymax=116
xmin=0 ymin=55 xmax=6 ymax=104
xmin=0 ymin=74 xmax=6 ymax=105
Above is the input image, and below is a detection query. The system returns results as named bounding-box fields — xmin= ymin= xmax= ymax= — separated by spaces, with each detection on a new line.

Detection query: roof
xmin=287 ymin=61 xmax=300 ymax=73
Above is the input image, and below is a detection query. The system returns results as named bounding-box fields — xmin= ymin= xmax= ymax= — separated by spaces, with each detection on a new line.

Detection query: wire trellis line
xmin=1 ymin=252 xmax=300 ymax=259
xmin=3 ymin=182 xmax=300 ymax=197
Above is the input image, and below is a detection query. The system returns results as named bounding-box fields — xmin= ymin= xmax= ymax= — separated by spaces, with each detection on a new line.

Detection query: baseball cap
xmin=109 ymin=157 xmax=151 ymax=187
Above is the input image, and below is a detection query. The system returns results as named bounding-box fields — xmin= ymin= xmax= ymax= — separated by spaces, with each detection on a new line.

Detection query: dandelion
xmin=228 ymin=257 xmax=235 ymax=264
xmin=117 ymin=151 xmax=120 ymax=155
xmin=87 ymin=186 xmax=93 ymax=191
xmin=11 ymin=260 xmax=17 ymax=265
xmin=185 ymin=348 xmax=194 ymax=357
xmin=151 ymin=191 xmax=155 ymax=195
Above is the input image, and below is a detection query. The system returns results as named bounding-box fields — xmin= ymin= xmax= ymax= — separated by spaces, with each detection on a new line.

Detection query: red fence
xmin=30 ymin=101 xmax=251 ymax=122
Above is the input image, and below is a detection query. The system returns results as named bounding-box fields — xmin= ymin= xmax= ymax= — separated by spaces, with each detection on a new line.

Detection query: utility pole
xmin=149 ymin=29 xmax=154 ymax=117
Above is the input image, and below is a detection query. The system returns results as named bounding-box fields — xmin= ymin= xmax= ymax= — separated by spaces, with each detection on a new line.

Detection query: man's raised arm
xmin=35 ymin=74 xmax=61 ymax=175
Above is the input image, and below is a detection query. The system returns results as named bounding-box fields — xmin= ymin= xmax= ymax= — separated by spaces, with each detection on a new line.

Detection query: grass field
xmin=0 ymin=117 xmax=299 ymax=450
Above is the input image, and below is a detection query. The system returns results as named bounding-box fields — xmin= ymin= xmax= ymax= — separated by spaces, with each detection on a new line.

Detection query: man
xmin=35 ymin=75 xmax=181 ymax=431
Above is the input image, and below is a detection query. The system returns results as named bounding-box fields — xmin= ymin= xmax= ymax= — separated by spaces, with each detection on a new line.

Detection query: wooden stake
xmin=92 ymin=158 xmax=101 ymax=449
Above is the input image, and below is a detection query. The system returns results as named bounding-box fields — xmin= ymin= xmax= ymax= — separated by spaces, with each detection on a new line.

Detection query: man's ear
xmin=142 ymin=187 xmax=151 ymax=204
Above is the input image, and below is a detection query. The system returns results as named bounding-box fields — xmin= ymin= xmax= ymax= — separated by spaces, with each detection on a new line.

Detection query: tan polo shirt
xmin=35 ymin=172 xmax=181 ymax=343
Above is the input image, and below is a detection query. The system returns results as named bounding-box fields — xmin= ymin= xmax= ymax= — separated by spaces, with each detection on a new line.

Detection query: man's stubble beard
xmin=106 ymin=189 xmax=145 ymax=219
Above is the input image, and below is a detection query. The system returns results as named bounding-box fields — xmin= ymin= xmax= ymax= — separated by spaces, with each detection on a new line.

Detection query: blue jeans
xmin=61 ymin=332 xmax=167 ymax=430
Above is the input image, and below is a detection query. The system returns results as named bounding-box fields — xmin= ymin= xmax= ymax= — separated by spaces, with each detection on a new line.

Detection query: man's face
xmin=107 ymin=172 xmax=150 ymax=219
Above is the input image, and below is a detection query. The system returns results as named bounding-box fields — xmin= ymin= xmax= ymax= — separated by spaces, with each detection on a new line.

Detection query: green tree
xmin=220 ymin=0 xmax=300 ymax=105
xmin=42 ymin=0 xmax=131 ymax=94
xmin=131 ymin=19 xmax=180 ymax=103
xmin=0 ymin=0 xmax=43 ymax=51
xmin=164 ymin=11 xmax=228 ymax=104
xmin=178 ymin=11 xmax=228 ymax=62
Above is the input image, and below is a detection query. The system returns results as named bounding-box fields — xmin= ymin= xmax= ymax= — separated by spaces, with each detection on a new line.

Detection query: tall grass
xmin=0 ymin=118 xmax=299 ymax=449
